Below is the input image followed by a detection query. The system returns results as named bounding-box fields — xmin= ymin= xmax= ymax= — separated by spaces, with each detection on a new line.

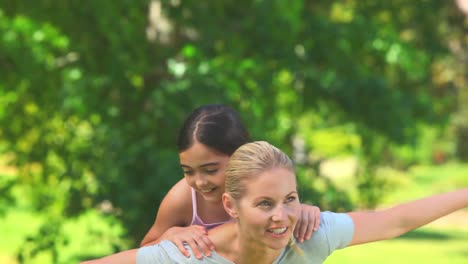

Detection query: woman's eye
xmin=286 ymin=196 xmax=297 ymax=203
xmin=258 ymin=200 xmax=272 ymax=207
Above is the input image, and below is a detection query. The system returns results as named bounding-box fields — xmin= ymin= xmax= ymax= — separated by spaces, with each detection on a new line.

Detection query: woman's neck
xmin=209 ymin=223 xmax=283 ymax=264
xmin=235 ymin=236 xmax=282 ymax=264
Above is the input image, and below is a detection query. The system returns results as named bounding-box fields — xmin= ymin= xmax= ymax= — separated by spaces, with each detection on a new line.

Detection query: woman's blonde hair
xmin=224 ymin=141 xmax=294 ymax=201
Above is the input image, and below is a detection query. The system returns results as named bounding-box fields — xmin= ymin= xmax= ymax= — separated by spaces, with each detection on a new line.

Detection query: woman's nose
xmin=272 ymin=205 xmax=287 ymax=222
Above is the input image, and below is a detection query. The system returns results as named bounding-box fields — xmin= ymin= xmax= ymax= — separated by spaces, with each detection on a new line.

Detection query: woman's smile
xmin=266 ymin=226 xmax=289 ymax=237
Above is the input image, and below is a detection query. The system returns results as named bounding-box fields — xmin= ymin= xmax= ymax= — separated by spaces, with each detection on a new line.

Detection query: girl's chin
xmin=200 ymin=190 xmax=222 ymax=201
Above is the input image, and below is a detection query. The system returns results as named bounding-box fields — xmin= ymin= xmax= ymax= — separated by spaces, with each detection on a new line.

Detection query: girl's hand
xmin=158 ymin=225 xmax=215 ymax=259
xmin=294 ymin=204 xmax=321 ymax=243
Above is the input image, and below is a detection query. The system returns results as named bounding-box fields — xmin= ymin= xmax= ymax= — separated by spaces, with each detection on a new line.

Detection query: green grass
xmin=326 ymin=162 xmax=468 ymax=263
xmin=382 ymin=162 xmax=468 ymax=205
xmin=326 ymin=227 xmax=468 ymax=264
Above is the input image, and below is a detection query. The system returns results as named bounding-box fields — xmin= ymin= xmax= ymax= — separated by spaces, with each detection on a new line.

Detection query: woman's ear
xmin=222 ymin=193 xmax=238 ymax=218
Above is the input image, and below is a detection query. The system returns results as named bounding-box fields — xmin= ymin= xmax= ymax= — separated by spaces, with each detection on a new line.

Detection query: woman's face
xmin=179 ymin=141 xmax=230 ymax=202
xmin=234 ymin=167 xmax=300 ymax=250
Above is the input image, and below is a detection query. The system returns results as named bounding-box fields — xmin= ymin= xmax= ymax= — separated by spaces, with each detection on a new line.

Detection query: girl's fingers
xmin=175 ymin=240 xmax=191 ymax=258
xmin=203 ymin=234 xmax=216 ymax=251
xmin=194 ymin=225 xmax=208 ymax=234
xmin=314 ymin=209 xmax=321 ymax=231
xmin=169 ymin=226 xmax=211 ymax=259
xmin=298 ymin=214 xmax=308 ymax=242
xmin=198 ymin=235 xmax=215 ymax=256
xmin=187 ymin=239 xmax=203 ymax=259
xmin=188 ymin=230 xmax=210 ymax=259
xmin=294 ymin=216 xmax=302 ymax=239
xmin=304 ymin=210 xmax=315 ymax=240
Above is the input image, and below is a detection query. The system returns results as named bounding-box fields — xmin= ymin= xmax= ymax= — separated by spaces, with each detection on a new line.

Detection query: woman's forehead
xmin=243 ymin=167 xmax=297 ymax=197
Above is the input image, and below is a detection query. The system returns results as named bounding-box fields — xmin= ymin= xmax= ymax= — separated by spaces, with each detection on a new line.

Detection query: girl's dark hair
xmin=177 ymin=104 xmax=251 ymax=155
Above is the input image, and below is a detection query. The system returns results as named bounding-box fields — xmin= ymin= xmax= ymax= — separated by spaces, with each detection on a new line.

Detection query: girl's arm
xmin=140 ymin=179 xmax=214 ymax=259
xmin=348 ymin=188 xmax=468 ymax=246
xmin=140 ymin=179 xmax=192 ymax=246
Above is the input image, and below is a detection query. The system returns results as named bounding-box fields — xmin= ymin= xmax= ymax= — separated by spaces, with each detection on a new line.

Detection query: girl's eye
xmin=286 ymin=196 xmax=297 ymax=203
xmin=183 ymin=171 xmax=194 ymax=176
xmin=205 ymin=169 xmax=218 ymax=175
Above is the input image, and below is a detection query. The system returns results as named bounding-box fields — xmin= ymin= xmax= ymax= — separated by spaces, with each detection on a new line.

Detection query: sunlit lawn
xmin=326 ymin=227 xmax=468 ymax=264
xmin=382 ymin=162 xmax=468 ymax=205
xmin=327 ymin=162 xmax=468 ymax=263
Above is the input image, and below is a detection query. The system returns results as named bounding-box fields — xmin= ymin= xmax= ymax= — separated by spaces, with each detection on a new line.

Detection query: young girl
xmin=140 ymin=105 xmax=321 ymax=259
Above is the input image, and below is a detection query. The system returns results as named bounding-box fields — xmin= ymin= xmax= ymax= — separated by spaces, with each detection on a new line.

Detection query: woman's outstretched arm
xmin=348 ymin=188 xmax=468 ymax=246
xmin=80 ymin=249 xmax=137 ymax=264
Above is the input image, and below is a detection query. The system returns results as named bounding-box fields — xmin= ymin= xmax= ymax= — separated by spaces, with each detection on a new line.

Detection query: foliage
xmin=0 ymin=202 xmax=129 ymax=264
xmin=0 ymin=0 xmax=465 ymax=262
xmin=0 ymin=175 xmax=15 ymax=216
xmin=326 ymin=227 xmax=468 ymax=264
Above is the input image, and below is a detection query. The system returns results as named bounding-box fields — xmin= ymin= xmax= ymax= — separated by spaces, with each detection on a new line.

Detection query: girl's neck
xmin=196 ymin=192 xmax=231 ymax=222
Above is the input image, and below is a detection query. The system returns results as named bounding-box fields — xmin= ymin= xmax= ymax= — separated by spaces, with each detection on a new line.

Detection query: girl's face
xmin=232 ymin=167 xmax=300 ymax=250
xmin=179 ymin=141 xmax=230 ymax=202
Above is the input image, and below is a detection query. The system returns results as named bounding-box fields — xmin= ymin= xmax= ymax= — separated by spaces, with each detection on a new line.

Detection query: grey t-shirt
xmin=137 ymin=212 xmax=354 ymax=264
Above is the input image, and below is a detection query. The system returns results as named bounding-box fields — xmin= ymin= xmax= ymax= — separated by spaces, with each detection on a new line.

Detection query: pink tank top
xmin=190 ymin=188 xmax=232 ymax=229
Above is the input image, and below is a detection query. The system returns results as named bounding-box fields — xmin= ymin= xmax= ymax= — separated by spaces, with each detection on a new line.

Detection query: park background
xmin=1 ymin=1 xmax=467 ymax=263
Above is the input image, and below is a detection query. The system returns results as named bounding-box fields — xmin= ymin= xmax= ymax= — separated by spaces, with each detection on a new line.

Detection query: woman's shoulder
xmin=207 ymin=223 xmax=238 ymax=260
xmin=137 ymin=240 xmax=234 ymax=264
xmin=297 ymin=212 xmax=354 ymax=254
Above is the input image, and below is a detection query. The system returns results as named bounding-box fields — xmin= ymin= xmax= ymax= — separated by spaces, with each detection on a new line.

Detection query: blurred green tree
xmin=0 ymin=0 xmax=465 ymax=262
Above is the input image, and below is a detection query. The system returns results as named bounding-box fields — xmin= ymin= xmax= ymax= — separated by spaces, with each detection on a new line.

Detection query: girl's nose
xmin=195 ymin=175 xmax=207 ymax=187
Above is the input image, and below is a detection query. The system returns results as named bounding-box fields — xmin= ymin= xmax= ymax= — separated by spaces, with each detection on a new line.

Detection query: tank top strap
xmin=190 ymin=187 xmax=233 ymax=229
xmin=190 ymin=187 xmax=199 ymax=225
